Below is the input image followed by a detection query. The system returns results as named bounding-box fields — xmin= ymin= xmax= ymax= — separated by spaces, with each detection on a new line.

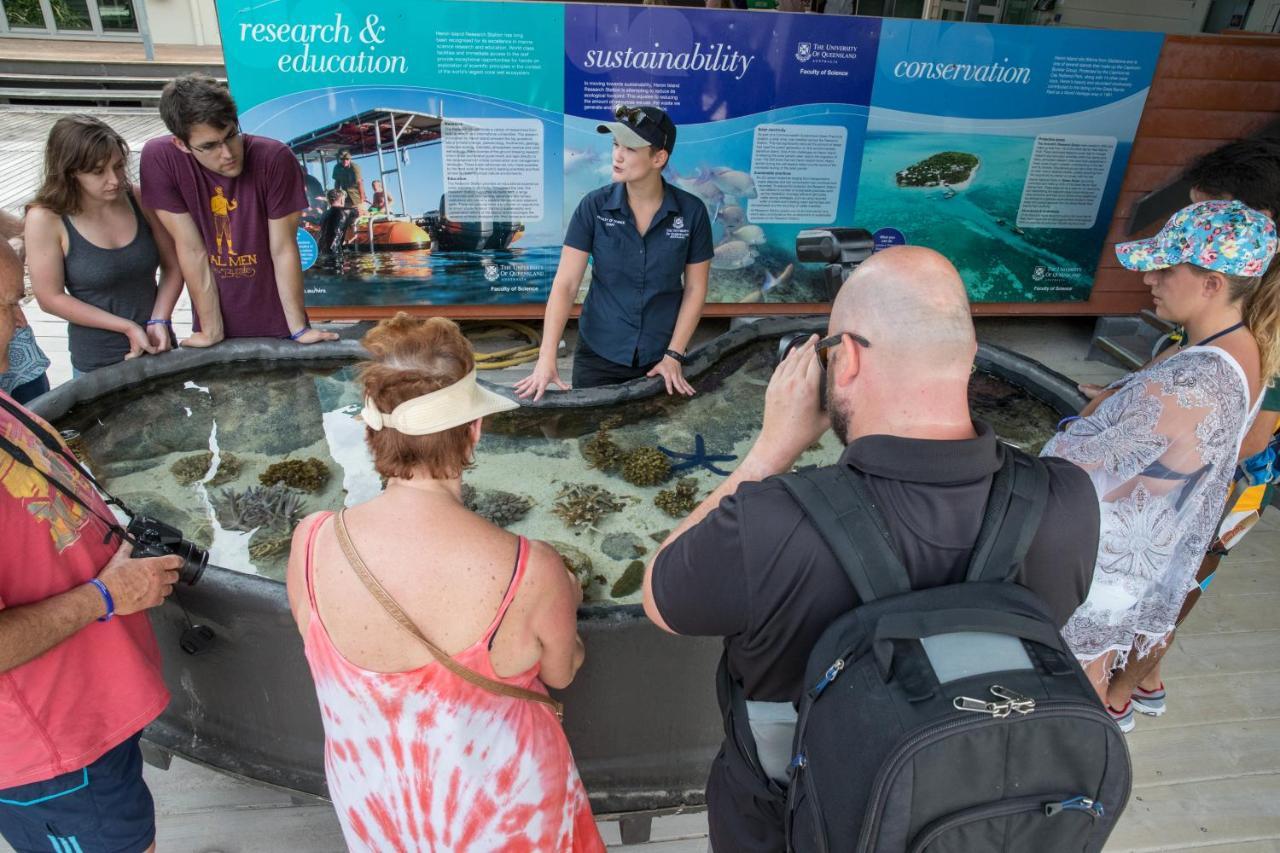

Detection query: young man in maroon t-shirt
xmin=140 ymin=74 xmax=337 ymax=346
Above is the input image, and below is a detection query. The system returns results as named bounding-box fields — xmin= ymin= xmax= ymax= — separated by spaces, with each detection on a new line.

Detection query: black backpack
xmin=770 ymin=447 xmax=1131 ymax=852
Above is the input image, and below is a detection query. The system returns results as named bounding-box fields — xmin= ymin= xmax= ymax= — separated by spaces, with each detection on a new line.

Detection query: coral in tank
xmin=171 ymin=451 xmax=242 ymax=487
xmin=213 ymin=483 xmax=306 ymax=532
xmin=581 ymin=416 xmax=626 ymax=472
xmin=601 ymin=532 xmax=646 ymax=560
xmin=248 ymin=532 xmax=293 ymax=560
xmin=552 ymin=483 xmax=630 ymax=531
xmin=621 ymin=447 xmax=672 ymax=487
xmin=462 ymin=484 xmax=535 ymax=527
xmin=655 ymin=478 xmax=700 ymax=518
xmin=259 ymin=457 xmax=330 ymax=492
xmin=548 ymin=540 xmax=595 ymax=591
xmin=610 ymin=560 xmax=646 ymax=598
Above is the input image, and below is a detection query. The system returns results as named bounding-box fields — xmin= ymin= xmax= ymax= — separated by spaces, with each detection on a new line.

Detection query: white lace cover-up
xmin=1041 ymin=347 xmax=1258 ymax=666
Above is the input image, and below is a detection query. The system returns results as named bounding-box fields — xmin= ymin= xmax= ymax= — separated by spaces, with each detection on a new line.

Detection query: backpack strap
xmin=779 ymin=466 xmax=911 ymax=604
xmin=964 ymin=447 xmax=1050 ymax=583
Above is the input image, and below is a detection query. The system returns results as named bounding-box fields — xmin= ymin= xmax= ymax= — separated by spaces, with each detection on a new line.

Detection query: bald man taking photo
xmin=643 ymin=247 xmax=1101 ymax=852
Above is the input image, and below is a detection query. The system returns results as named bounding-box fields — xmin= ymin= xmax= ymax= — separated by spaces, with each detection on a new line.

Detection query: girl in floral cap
xmin=1040 ymin=199 xmax=1278 ymax=730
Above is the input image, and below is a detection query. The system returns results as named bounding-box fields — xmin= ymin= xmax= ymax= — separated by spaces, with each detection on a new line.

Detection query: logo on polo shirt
xmin=673 ymin=216 xmax=685 ymax=230
xmin=666 ymin=216 xmax=690 ymax=240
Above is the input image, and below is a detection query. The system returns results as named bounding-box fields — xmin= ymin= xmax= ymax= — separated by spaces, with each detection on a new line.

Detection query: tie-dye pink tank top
xmin=302 ymin=513 xmax=605 ymax=852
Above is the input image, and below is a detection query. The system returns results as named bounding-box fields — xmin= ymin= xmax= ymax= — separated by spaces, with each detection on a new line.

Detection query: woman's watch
xmin=664 ymin=349 xmax=688 ymax=365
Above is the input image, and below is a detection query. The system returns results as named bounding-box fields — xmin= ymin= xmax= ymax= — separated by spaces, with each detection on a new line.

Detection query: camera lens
xmin=175 ymin=541 xmax=209 ymax=586
xmin=777 ymin=333 xmax=807 ymax=365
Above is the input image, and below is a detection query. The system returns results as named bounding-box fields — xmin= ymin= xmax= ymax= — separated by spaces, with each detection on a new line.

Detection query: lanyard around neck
xmin=1187 ymin=320 xmax=1247 ymax=349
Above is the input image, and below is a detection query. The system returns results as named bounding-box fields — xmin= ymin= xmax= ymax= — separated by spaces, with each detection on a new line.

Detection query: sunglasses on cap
xmin=614 ymin=104 xmax=670 ymax=151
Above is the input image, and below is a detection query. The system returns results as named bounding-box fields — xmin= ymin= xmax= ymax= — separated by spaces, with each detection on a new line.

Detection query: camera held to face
xmin=777 ymin=332 xmax=810 ymax=365
xmin=126 ymin=514 xmax=209 ymax=586
xmin=776 ymin=333 xmax=830 ymax=412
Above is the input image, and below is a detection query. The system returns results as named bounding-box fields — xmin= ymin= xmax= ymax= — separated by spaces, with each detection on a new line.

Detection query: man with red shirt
xmin=0 ymin=238 xmax=182 ymax=853
xmin=141 ymin=74 xmax=337 ymax=347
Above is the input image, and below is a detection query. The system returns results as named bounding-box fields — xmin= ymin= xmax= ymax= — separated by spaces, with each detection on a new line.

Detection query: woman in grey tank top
xmin=25 ymin=116 xmax=184 ymax=374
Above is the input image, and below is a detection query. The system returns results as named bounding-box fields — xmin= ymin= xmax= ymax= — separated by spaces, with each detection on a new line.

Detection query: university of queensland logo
xmin=484 ymin=264 xmax=501 ymax=282
xmin=796 ymin=42 xmax=812 ymax=63
xmin=673 ymin=216 xmax=685 ymax=230
xmin=1032 ymin=266 xmax=1047 ymax=282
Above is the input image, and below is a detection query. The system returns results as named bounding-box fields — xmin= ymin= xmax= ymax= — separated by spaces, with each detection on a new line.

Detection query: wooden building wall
xmin=312 ymin=32 xmax=1280 ymax=323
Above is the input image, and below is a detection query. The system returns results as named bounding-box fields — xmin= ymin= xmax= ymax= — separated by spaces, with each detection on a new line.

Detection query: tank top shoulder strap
xmin=61 ymin=209 xmax=85 ymax=248
xmin=304 ymin=511 xmax=336 ymax=612
xmin=125 ymin=189 xmax=147 ymax=227
xmin=483 ymin=535 xmax=530 ymax=649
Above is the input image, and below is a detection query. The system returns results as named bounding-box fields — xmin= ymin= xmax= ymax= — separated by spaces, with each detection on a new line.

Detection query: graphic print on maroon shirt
xmin=140 ymin=134 xmax=307 ymax=338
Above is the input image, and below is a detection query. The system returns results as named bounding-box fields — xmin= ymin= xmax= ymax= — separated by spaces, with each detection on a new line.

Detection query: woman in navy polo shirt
xmin=515 ymin=105 xmax=713 ymax=399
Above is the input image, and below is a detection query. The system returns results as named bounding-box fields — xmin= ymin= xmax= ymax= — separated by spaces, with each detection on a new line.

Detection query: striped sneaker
xmin=1107 ymin=701 xmax=1136 ymax=733
xmin=1131 ymin=683 xmax=1167 ymax=717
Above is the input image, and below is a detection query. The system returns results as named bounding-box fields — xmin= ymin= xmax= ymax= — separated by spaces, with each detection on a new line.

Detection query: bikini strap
xmin=486 ymin=536 xmax=530 ymax=650
xmin=303 ymin=511 xmax=335 ymax=612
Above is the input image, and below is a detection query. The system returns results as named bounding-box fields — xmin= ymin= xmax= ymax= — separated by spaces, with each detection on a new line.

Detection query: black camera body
xmin=796 ymin=227 xmax=875 ymax=302
xmin=126 ymin=515 xmax=209 ymax=586
xmin=776 ymin=332 xmax=830 ymax=411
xmin=777 ymin=332 xmax=810 ymax=365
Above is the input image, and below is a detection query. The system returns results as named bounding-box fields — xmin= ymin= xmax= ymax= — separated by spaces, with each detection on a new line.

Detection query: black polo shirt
xmin=651 ymin=421 xmax=1100 ymax=703
xmin=564 ymin=180 xmax=714 ymax=367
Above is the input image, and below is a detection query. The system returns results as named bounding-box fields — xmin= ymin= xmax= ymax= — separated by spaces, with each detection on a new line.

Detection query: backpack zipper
xmin=907 ymin=792 xmax=1100 ymax=853
xmin=795 ymin=753 xmax=831 ymax=853
xmin=856 ymin=700 xmax=1115 ymax=851
xmin=811 ymin=658 xmax=845 ymax=698
xmin=1044 ymin=795 xmax=1105 ymax=818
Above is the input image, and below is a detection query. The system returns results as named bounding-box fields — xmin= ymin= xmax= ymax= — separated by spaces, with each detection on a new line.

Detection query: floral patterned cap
xmin=1115 ymin=199 xmax=1278 ymax=277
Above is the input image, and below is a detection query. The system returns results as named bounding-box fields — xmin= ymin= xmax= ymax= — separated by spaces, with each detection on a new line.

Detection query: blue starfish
xmin=658 ymin=434 xmax=737 ymax=476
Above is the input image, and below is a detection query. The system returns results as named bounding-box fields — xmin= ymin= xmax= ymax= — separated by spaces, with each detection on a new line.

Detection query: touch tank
xmin=30 ymin=318 xmax=1082 ymax=826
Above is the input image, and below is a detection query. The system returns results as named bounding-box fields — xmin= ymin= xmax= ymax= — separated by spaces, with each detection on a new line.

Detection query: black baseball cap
xmin=597 ymin=105 xmax=676 ymax=154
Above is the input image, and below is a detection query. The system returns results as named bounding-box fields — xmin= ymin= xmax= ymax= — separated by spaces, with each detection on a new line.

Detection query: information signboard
xmin=216 ymin=2 xmax=1163 ymax=308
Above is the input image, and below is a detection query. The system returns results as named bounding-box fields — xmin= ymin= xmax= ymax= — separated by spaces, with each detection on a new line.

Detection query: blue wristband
xmin=288 ymin=324 xmax=312 ymax=341
xmin=1057 ymin=415 xmax=1082 ymax=431
xmin=145 ymin=319 xmax=172 ymax=327
xmin=88 ymin=578 xmax=114 ymax=622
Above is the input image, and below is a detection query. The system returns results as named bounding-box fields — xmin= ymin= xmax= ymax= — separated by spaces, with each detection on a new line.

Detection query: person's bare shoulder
xmin=23 ymin=204 xmax=58 ymax=229
xmin=22 ymin=205 xmax=64 ymax=253
xmin=0 ymin=209 xmax=23 ymax=241
xmin=525 ymin=538 xmax=573 ymax=595
xmin=0 ymin=234 xmax=22 ymax=300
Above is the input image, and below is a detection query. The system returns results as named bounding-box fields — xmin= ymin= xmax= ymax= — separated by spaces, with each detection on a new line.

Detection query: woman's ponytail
xmin=1244 ymin=266 xmax=1280 ymax=385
